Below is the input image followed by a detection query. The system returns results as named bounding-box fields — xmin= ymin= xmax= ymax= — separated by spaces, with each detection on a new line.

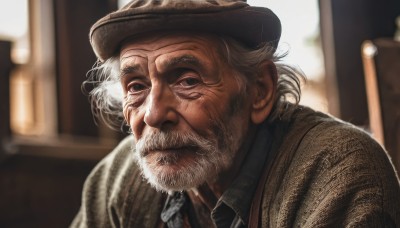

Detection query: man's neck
xmin=190 ymin=123 xmax=258 ymax=210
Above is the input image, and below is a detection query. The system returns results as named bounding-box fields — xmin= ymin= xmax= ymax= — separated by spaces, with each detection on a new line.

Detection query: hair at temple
xmin=83 ymin=36 xmax=306 ymax=131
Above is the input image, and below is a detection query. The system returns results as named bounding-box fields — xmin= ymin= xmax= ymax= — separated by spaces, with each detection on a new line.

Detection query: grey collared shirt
xmin=211 ymin=122 xmax=272 ymax=227
xmin=162 ymin=122 xmax=273 ymax=228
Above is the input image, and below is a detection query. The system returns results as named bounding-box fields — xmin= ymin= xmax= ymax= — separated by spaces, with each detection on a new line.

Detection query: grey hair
xmin=83 ymin=37 xmax=306 ymax=131
xmin=83 ymin=58 xmax=124 ymax=130
xmin=217 ymin=37 xmax=306 ymax=122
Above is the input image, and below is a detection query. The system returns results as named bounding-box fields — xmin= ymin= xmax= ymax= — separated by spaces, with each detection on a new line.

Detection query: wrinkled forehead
xmin=119 ymin=31 xmax=225 ymax=57
xmin=117 ymin=32 xmax=231 ymax=75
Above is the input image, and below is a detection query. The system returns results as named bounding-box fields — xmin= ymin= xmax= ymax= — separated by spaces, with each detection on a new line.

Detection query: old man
xmin=72 ymin=0 xmax=400 ymax=227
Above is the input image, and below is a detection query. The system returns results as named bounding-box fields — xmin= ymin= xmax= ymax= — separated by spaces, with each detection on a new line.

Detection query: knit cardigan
xmin=71 ymin=107 xmax=400 ymax=227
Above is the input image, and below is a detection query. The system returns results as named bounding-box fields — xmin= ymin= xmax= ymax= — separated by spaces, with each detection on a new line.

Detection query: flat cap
xmin=90 ymin=0 xmax=281 ymax=61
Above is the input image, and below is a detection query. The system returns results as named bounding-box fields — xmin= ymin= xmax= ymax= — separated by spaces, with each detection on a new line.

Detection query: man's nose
xmin=143 ymin=83 xmax=179 ymax=129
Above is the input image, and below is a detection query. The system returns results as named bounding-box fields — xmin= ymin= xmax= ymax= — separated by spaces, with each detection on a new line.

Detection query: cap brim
xmin=90 ymin=7 xmax=281 ymax=61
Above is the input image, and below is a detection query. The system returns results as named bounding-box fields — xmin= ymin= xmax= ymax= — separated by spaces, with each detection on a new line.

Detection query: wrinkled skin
xmin=120 ymin=32 xmax=276 ymax=203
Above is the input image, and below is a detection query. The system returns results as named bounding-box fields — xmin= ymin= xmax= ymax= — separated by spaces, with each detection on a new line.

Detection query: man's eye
xmin=128 ymin=83 xmax=147 ymax=93
xmin=179 ymin=78 xmax=200 ymax=87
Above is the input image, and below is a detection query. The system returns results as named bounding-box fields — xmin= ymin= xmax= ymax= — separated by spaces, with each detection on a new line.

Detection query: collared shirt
xmin=161 ymin=122 xmax=273 ymax=228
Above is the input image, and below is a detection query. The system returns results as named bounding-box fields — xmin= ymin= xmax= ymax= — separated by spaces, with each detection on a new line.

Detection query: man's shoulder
xmin=286 ymin=106 xmax=398 ymax=180
xmin=291 ymin=107 xmax=389 ymax=164
xmin=283 ymin=106 xmax=379 ymax=153
xmin=87 ymin=135 xmax=135 ymax=181
xmin=261 ymin=106 xmax=400 ymax=227
xmin=82 ymin=135 xmax=139 ymax=199
xmin=103 ymin=135 xmax=135 ymax=169
xmin=73 ymin=135 xmax=165 ymax=227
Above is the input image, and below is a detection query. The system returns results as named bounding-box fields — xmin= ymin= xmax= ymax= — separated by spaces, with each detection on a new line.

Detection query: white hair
xmin=83 ymin=36 xmax=306 ymax=130
xmin=217 ymin=37 xmax=305 ymax=121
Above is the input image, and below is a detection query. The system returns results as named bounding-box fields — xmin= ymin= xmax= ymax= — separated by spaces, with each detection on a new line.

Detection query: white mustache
xmin=135 ymin=131 xmax=215 ymax=158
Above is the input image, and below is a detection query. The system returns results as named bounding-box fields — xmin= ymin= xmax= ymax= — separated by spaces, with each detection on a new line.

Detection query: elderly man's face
xmin=120 ymin=33 xmax=251 ymax=192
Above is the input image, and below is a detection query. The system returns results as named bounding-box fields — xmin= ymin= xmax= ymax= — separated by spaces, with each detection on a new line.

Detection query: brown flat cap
xmin=90 ymin=0 xmax=281 ymax=61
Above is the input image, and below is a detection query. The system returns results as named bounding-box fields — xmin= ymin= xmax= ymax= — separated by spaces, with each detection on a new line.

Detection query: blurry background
xmin=0 ymin=0 xmax=399 ymax=227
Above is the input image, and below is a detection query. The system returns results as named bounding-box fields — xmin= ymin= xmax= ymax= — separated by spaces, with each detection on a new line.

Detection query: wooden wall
xmin=54 ymin=0 xmax=118 ymax=137
xmin=319 ymin=0 xmax=400 ymax=126
xmin=0 ymin=1 xmax=118 ymax=227
xmin=0 ymin=153 xmax=98 ymax=227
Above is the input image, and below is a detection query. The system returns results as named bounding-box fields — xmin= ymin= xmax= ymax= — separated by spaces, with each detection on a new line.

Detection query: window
xmin=0 ymin=0 xmax=29 ymax=64
xmin=1 ymin=0 xmax=58 ymax=136
xmin=249 ymin=0 xmax=328 ymax=112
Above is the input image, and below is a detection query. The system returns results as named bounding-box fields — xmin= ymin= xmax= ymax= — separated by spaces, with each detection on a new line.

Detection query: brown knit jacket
xmin=71 ymin=107 xmax=400 ymax=227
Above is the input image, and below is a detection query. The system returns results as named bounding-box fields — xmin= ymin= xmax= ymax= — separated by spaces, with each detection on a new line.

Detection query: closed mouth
xmin=143 ymin=146 xmax=197 ymax=157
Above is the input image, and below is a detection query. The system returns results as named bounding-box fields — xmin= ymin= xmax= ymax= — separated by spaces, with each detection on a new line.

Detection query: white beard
xmin=133 ymin=117 xmax=244 ymax=192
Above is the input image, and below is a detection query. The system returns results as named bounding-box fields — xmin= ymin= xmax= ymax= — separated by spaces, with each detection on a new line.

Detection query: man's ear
xmin=250 ymin=60 xmax=277 ymax=124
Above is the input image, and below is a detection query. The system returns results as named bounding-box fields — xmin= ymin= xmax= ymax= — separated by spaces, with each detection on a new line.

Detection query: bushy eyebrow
xmin=119 ymin=54 xmax=205 ymax=80
xmin=163 ymin=54 xmax=203 ymax=70
xmin=119 ymin=65 xmax=140 ymax=80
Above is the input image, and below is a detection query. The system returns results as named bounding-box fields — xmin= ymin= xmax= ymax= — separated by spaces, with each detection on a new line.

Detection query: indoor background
xmin=0 ymin=0 xmax=399 ymax=227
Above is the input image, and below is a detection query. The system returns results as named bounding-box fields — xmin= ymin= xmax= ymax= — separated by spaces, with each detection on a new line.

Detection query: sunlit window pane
xmin=0 ymin=0 xmax=30 ymax=64
xmin=249 ymin=0 xmax=327 ymax=112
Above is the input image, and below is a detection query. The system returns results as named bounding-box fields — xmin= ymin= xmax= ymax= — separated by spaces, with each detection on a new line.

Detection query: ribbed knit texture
xmin=70 ymin=136 xmax=166 ymax=227
xmin=71 ymin=106 xmax=400 ymax=227
xmin=261 ymin=107 xmax=400 ymax=227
